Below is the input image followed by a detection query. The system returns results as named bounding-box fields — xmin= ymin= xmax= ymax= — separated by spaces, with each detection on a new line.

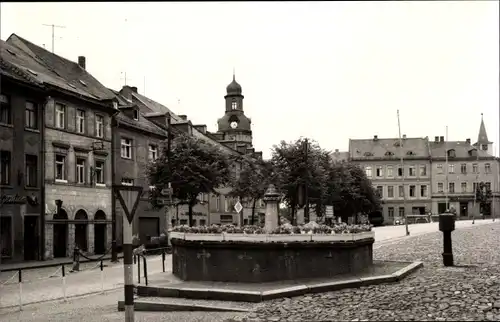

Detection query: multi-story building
xmin=430 ymin=117 xmax=499 ymax=217
xmin=5 ymin=34 xmax=117 ymax=259
xmin=349 ymin=135 xmax=432 ymax=223
xmin=0 ymin=40 xmax=46 ymax=262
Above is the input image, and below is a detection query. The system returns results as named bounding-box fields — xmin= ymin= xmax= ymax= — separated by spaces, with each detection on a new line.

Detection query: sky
xmin=1 ymin=2 xmax=498 ymax=159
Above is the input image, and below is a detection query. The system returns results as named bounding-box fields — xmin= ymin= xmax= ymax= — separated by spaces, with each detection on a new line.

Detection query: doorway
xmin=53 ymin=210 xmax=68 ymax=258
xmin=24 ymin=216 xmax=39 ymax=260
xmin=460 ymin=202 xmax=468 ymax=218
xmin=74 ymin=210 xmax=88 ymax=252
xmin=94 ymin=211 xmax=107 ymax=254
xmin=1 ymin=216 xmax=12 ymax=259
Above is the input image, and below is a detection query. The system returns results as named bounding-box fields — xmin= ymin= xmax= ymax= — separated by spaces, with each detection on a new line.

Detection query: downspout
xmin=111 ymin=111 xmax=119 ymax=262
xmin=40 ymin=95 xmax=51 ymax=261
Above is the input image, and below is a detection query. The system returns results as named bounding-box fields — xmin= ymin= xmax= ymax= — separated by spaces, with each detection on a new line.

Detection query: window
xmin=447 ymin=149 xmax=456 ymax=158
xmin=225 ymin=199 xmax=231 ymax=212
xmin=485 ymin=163 xmax=491 ymax=174
xmin=387 ymin=186 xmax=394 ymax=198
xmin=148 ymin=145 xmax=158 ymax=161
xmin=485 ymin=182 xmax=491 ymax=191
xmin=419 ymin=165 xmax=427 ymax=176
xmin=388 ymin=207 xmax=394 ymax=218
xmin=180 ymin=219 xmax=188 ymax=225
xmin=220 ymin=214 xmax=233 ymax=224
xmin=199 ymin=219 xmax=206 ymax=226
xmin=121 ymin=178 xmax=134 ymax=186
xmin=376 ymin=186 xmax=383 ymax=198
xmin=76 ymin=109 xmax=85 ymax=133
xmin=76 ymin=159 xmax=85 ymax=184
xmin=376 ymin=166 xmax=384 ymax=177
xmin=133 ymin=109 xmax=139 ymax=120
xmin=409 ymin=185 xmax=416 ymax=197
xmin=472 ymin=163 xmax=478 ymax=173
xmin=449 ymin=182 xmax=455 ymax=193
xmin=437 ymin=164 xmax=443 ymax=174
xmin=365 ymin=166 xmax=372 ymax=178
xmin=25 ymin=101 xmax=37 ymax=129
xmin=408 ymin=166 xmax=416 ymax=177
xmin=438 ymin=182 xmax=444 ymax=193
xmin=55 ymin=155 xmax=66 ymax=181
xmin=420 ymin=185 xmax=427 ymax=198
xmin=55 ymin=103 xmax=66 ymax=129
xmin=0 ymin=94 xmax=11 ymax=124
xmin=399 ymin=207 xmax=405 ymax=217
xmin=398 ymin=185 xmax=404 ymax=198
xmin=96 ymin=115 xmax=104 ymax=138
xmin=25 ymin=154 xmax=38 ymax=187
xmin=95 ymin=161 xmax=104 ymax=185
xmin=461 ymin=182 xmax=467 ymax=193
xmin=460 ymin=163 xmax=467 ymax=174
xmin=0 ymin=151 xmax=11 ymax=185
xmin=231 ymin=100 xmax=237 ymax=110
xmin=121 ymin=138 xmax=132 ymax=159
xmin=448 ymin=164 xmax=455 ymax=174
xmin=216 ymin=197 xmax=220 ymax=211
xmin=397 ymin=166 xmax=403 ymax=177
xmin=482 ymin=144 xmax=488 ymax=151
xmin=387 ymin=166 xmax=393 ymax=177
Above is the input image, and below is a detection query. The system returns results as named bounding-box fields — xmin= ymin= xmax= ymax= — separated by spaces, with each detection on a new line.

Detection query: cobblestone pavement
xmin=235 ymin=222 xmax=500 ymax=322
xmin=0 ymin=289 xmax=246 ymax=322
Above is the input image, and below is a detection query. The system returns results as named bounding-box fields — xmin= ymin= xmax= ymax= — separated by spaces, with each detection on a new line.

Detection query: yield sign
xmin=113 ymin=185 xmax=143 ymax=224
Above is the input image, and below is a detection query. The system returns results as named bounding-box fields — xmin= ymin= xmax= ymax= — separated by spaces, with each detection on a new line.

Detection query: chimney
xmin=434 ymin=136 xmax=439 ymax=142
xmin=440 ymin=136 xmax=444 ymax=142
xmin=194 ymin=124 xmax=207 ymax=134
xmin=78 ymin=56 xmax=86 ymax=69
xmin=130 ymin=86 xmax=138 ymax=93
xmin=402 ymin=134 xmax=407 ymax=140
xmin=466 ymin=138 xmax=471 ymax=144
xmin=179 ymin=115 xmax=187 ymax=121
xmin=373 ymin=135 xmax=378 ymax=140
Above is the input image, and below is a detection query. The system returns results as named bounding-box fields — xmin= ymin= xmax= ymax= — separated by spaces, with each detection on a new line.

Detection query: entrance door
xmin=0 ymin=217 xmax=12 ymax=259
xmin=24 ymin=216 xmax=39 ymax=260
xmin=94 ymin=211 xmax=107 ymax=255
xmin=53 ymin=209 xmax=68 ymax=258
xmin=460 ymin=202 xmax=468 ymax=218
xmin=74 ymin=210 xmax=88 ymax=251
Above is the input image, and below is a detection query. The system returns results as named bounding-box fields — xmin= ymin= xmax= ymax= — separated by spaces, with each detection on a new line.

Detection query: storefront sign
xmin=0 ymin=194 xmax=28 ymax=206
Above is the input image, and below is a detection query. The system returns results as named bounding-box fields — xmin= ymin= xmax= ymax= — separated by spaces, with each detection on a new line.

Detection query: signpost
xmin=161 ymin=184 xmax=174 ymax=246
xmin=234 ymin=199 xmax=243 ymax=226
xmin=113 ymin=185 xmax=143 ymax=322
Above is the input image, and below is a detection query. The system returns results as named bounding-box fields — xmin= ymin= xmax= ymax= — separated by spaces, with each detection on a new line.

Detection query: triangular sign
xmin=116 ymin=189 xmax=141 ymax=224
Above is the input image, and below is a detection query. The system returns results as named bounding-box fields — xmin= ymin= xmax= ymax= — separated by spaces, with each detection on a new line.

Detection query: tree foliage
xmin=148 ymin=132 xmax=232 ymax=226
xmin=229 ymin=157 xmax=272 ymax=224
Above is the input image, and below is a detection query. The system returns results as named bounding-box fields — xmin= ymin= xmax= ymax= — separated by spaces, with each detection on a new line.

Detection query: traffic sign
xmin=234 ymin=201 xmax=243 ymax=213
xmin=161 ymin=187 xmax=173 ymax=196
xmin=114 ymin=185 xmax=143 ymax=224
xmin=326 ymin=205 xmax=334 ymax=218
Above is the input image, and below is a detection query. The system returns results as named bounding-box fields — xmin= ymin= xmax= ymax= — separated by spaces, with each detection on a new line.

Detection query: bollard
xmin=439 ymin=212 xmax=456 ymax=267
xmin=62 ymin=265 xmax=67 ymax=301
xmin=18 ymin=269 xmax=22 ymax=311
xmin=72 ymin=246 xmax=80 ymax=272
xmin=137 ymin=256 xmax=141 ymax=284
xmin=162 ymin=250 xmax=166 ymax=272
xmin=100 ymin=260 xmax=104 ymax=294
xmin=142 ymin=256 xmax=148 ymax=286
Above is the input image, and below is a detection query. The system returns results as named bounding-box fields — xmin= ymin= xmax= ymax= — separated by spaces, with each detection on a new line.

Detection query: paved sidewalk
xmin=0 ymin=254 xmax=169 ymax=309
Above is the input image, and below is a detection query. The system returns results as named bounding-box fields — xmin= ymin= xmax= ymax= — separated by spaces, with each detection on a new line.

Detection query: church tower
xmin=217 ymin=73 xmax=253 ymax=151
xmin=474 ymin=113 xmax=493 ymax=153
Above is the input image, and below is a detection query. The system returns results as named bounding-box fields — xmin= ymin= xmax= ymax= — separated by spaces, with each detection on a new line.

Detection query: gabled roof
xmin=349 ymin=137 xmax=430 ymax=160
xmin=1 ymin=39 xmax=45 ymax=87
xmin=429 ymin=141 xmax=493 ymax=159
xmin=5 ymin=33 xmax=115 ymax=101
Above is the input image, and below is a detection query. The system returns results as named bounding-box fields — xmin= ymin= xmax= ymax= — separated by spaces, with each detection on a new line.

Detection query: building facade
xmin=349 ymin=136 xmax=432 ymax=224
xmin=430 ymin=118 xmax=499 ymax=217
xmin=0 ymin=40 xmax=46 ymax=262
xmin=6 ymin=34 xmax=117 ymax=259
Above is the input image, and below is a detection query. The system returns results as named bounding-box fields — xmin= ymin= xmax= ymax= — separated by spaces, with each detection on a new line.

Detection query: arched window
xmin=231 ymin=100 xmax=238 ymax=110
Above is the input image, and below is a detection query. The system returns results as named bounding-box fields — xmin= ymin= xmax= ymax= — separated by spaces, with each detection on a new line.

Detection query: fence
xmin=0 ymin=246 xmax=170 ymax=311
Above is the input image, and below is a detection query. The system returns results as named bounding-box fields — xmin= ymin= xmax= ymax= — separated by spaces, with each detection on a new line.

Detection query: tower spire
xmin=233 ymin=67 xmax=235 ymax=81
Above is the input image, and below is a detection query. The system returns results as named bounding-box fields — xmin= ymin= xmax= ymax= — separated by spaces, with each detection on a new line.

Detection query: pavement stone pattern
xmin=233 ymin=222 xmax=500 ymax=322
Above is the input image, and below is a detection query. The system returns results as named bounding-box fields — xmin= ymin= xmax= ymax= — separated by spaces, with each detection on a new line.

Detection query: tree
xmin=271 ymin=138 xmax=330 ymax=224
xmin=148 ymin=132 xmax=232 ymax=226
xmin=475 ymin=182 xmax=493 ymax=216
xmin=229 ymin=157 xmax=272 ymax=225
xmin=326 ymin=162 xmax=381 ymax=223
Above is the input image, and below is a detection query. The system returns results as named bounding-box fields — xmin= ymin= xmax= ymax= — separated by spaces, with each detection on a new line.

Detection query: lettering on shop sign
xmin=0 ymin=194 xmax=27 ymax=205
